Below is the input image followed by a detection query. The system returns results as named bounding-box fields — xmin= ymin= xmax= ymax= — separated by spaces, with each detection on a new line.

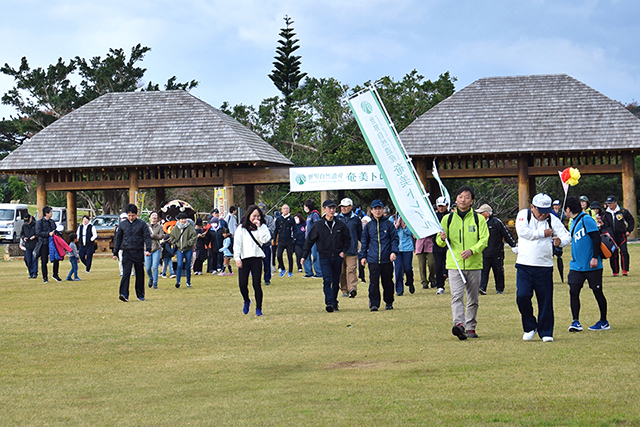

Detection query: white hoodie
xmin=233 ymin=224 xmax=272 ymax=262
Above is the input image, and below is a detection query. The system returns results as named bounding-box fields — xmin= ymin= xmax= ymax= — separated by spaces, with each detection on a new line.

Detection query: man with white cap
xmin=515 ymin=193 xmax=571 ymax=342
xmin=337 ymin=197 xmax=362 ymax=298
xmin=476 ymin=203 xmax=517 ymax=295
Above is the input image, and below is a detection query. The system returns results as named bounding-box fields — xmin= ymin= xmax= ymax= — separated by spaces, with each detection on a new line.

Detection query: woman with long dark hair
xmin=233 ymin=205 xmax=272 ymax=316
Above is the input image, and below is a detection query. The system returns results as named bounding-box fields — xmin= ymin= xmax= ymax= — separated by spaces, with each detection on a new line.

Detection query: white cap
xmin=532 ymin=193 xmax=554 ymax=213
xmin=56 ymin=224 xmax=64 ymax=232
xmin=436 ymin=196 xmax=448 ymax=206
xmin=339 ymin=197 xmax=353 ymax=207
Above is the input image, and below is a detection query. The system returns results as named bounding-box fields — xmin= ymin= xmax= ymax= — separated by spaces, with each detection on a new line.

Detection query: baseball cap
xmin=322 ymin=199 xmax=337 ymax=208
xmin=339 ymin=197 xmax=353 ymax=207
xmin=590 ymin=201 xmax=601 ymax=210
xmin=605 ymin=195 xmax=617 ymax=204
xmin=475 ymin=204 xmax=492 ymax=214
xmin=532 ymin=193 xmax=554 ymax=213
xmin=257 ymin=202 xmax=267 ymax=210
xmin=579 ymin=195 xmax=589 ymax=203
xmin=209 ymin=216 xmax=219 ymax=223
xmin=371 ymin=199 xmax=384 ymax=208
xmin=119 ymin=212 xmax=128 ymax=220
xmin=436 ymin=196 xmax=448 ymax=207
xmin=552 ymin=200 xmax=561 ymax=206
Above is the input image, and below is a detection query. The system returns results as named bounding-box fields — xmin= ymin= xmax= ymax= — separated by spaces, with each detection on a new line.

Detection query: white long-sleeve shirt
xmin=233 ymin=224 xmax=271 ymax=262
xmin=515 ymin=208 xmax=571 ymax=267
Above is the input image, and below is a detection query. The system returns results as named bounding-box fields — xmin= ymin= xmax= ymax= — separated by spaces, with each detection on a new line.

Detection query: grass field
xmin=2 ymin=246 xmax=640 ymax=426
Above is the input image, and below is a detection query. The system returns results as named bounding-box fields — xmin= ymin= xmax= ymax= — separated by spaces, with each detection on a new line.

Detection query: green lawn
xmin=1 ymin=247 xmax=639 ymax=426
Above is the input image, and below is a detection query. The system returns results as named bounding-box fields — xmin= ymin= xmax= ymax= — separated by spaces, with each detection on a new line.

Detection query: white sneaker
xmin=522 ymin=330 xmax=536 ymax=341
xmin=436 ymin=288 xmax=445 ymax=295
xmin=542 ymin=336 xmax=554 ymax=342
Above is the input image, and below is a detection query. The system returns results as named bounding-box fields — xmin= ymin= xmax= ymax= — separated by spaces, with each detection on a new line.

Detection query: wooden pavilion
xmin=400 ymin=74 xmax=640 ymax=237
xmin=0 ymin=90 xmax=292 ymax=231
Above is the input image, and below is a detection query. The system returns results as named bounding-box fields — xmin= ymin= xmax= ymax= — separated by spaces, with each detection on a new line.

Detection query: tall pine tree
xmin=269 ymin=16 xmax=307 ymax=102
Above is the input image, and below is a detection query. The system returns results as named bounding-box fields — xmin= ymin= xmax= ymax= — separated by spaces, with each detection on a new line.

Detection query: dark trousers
xmin=79 ymin=245 xmax=95 ymax=272
xmin=119 ymin=249 xmax=145 ymax=299
xmin=207 ymin=249 xmax=220 ymax=272
xmin=294 ymin=244 xmax=303 ymax=271
xmin=39 ymin=243 xmax=59 ymax=281
xmin=368 ymin=262 xmax=394 ymax=308
xmin=568 ymin=269 xmax=607 ymax=322
xmin=277 ymin=241 xmax=294 ymax=273
xmin=239 ymin=257 xmax=264 ymax=309
xmin=433 ymin=251 xmax=447 ymax=289
xmin=516 ymin=264 xmax=554 ymax=337
xmin=481 ymin=255 xmax=505 ymax=292
xmin=24 ymin=246 xmax=38 ymax=277
xmin=394 ymin=251 xmax=414 ymax=294
xmin=262 ymin=244 xmax=272 ymax=284
xmin=609 ymin=234 xmax=629 ymax=274
xmin=320 ymin=256 xmax=343 ymax=307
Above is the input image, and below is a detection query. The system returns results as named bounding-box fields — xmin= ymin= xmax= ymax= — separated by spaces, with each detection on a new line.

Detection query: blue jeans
xmin=516 ymin=264 xmax=554 ymax=338
xmin=319 ymin=256 xmax=343 ymax=307
xmin=303 ymin=243 xmax=322 ymax=277
xmin=262 ymin=244 xmax=272 ymax=284
xmin=145 ymin=250 xmax=162 ymax=286
xmin=24 ymin=246 xmax=38 ymax=277
xmin=176 ymin=249 xmax=193 ymax=285
xmin=67 ymin=256 xmax=79 ymax=280
xmin=162 ymin=257 xmax=174 ymax=276
xmin=394 ymin=251 xmax=414 ymax=294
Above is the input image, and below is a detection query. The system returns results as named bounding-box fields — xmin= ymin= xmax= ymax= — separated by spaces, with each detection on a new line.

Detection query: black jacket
xmin=602 ymin=207 xmax=635 ymax=237
xmin=207 ymin=227 xmax=224 ymax=253
xmin=275 ymin=215 xmax=296 ymax=244
xmin=432 ymin=210 xmax=448 ymax=253
xmin=20 ymin=220 xmax=37 ymax=250
xmin=35 ymin=217 xmax=56 ymax=245
xmin=113 ymin=218 xmax=151 ymax=253
xmin=483 ymin=214 xmax=517 ymax=258
xmin=302 ymin=217 xmax=351 ymax=259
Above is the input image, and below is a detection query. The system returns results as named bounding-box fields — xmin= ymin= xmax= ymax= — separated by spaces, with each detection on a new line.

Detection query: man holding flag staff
xmin=436 ymin=186 xmax=489 ymax=340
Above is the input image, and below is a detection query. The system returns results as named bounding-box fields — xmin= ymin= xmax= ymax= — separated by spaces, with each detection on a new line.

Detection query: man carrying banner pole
xmin=436 ymin=186 xmax=489 ymax=340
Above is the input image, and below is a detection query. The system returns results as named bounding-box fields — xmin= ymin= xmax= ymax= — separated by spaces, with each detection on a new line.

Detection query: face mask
xmin=295 ymin=218 xmax=300 ymax=224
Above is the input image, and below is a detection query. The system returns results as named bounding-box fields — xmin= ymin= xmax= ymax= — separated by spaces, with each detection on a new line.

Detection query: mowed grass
xmin=1 ymin=246 xmax=640 ymax=426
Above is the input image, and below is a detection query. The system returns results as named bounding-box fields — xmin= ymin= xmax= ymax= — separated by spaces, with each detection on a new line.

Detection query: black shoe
xmin=43 ymin=279 xmax=48 ymax=284
xmin=385 ymin=304 xmax=394 ymax=310
xmin=422 ymin=284 xmax=429 ymax=289
xmin=466 ymin=330 xmax=479 ymax=338
xmin=264 ymin=282 xmax=271 ymax=286
xmin=175 ymin=282 xmax=180 ymax=288
xmin=332 ymin=304 xmax=339 ymax=312
xmin=53 ymin=276 xmax=62 ymax=282
xmin=119 ymin=294 xmax=128 ymax=302
xmin=408 ymin=284 xmax=415 ymax=294
xmin=148 ymin=280 xmax=153 ymax=288
xmin=349 ymin=289 xmax=357 ymax=298
xmin=479 ymin=288 xmax=487 ymax=295
xmin=370 ymin=306 xmax=378 ymax=312
xmin=325 ymin=304 xmax=334 ymax=313
xmin=497 ymin=291 xmax=504 ymax=294
xmin=452 ymin=324 xmax=467 ymax=340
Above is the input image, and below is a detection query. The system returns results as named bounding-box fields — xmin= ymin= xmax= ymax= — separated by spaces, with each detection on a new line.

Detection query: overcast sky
xmin=1 ymin=0 xmax=638 ymax=120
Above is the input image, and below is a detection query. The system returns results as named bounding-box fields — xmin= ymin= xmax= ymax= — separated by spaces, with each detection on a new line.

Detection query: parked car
xmin=91 ymin=215 xmax=120 ymax=231
xmin=0 ymin=203 xmax=29 ymax=243
xmin=50 ymin=207 xmax=67 ymax=230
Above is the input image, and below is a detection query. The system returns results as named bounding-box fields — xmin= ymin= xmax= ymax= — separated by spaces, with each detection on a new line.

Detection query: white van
xmin=0 ymin=203 xmax=30 ymax=243
xmin=51 ymin=207 xmax=68 ymax=230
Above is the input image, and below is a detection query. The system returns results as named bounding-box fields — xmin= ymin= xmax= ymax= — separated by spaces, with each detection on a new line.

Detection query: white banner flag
xmin=432 ymin=161 xmax=451 ymax=206
xmin=347 ymin=88 xmax=441 ymax=239
xmin=290 ymin=165 xmax=386 ymax=192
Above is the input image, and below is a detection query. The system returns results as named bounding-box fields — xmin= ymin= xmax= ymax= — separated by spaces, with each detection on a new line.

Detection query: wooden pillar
xmin=67 ymin=191 xmax=77 ymax=232
xmin=37 ymin=171 xmax=47 ymax=217
xmin=622 ymin=152 xmax=637 ymax=239
xmin=245 ymin=184 xmax=255 ymax=208
xmin=128 ymin=168 xmax=138 ymax=205
xmin=155 ymin=187 xmax=165 ymax=212
xmin=518 ymin=155 xmax=530 ymax=210
xmin=529 ymin=176 xmax=536 ymax=200
xmin=223 ymin=166 xmax=234 ymax=212
xmin=321 ymin=190 xmax=329 ymax=205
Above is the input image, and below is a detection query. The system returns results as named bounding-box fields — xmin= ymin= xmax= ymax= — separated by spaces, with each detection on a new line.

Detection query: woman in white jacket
xmin=234 ymin=205 xmax=272 ymax=316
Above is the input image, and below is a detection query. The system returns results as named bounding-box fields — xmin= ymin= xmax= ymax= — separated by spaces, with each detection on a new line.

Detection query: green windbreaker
xmin=435 ymin=209 xmax=489 ymax=270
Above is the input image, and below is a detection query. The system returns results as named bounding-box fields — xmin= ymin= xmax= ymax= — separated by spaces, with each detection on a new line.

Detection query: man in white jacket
xmin=515 ymin=193 xmax=571 ymax=342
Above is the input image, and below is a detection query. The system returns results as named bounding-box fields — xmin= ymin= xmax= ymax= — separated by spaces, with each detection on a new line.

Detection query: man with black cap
xmin=602 ymin=195 xmax=634 ymax=276
xmin=301 ymin=199 xmax=351 ymax=312
xmin=359 ymin=199 xmax=399 ymax=312
xmin=477 ymin=203 xmax=517 ymax=295
xmin=515 ymin=193 xmax=571 ymax=342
